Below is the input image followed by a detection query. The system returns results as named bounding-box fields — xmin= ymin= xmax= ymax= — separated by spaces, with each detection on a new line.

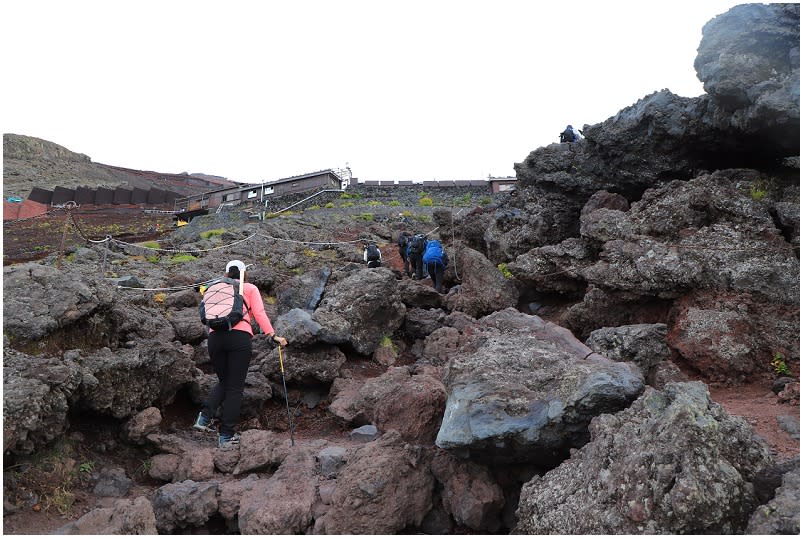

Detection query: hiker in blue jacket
xmin=422 ymin=239 xmax=449 ymax=293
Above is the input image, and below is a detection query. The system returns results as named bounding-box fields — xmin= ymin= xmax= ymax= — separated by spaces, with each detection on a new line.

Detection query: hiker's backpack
xmin=199 ymin=277 xmax=249 ymax=331
xmin=408 ymin=234 xmax=426 ymax=256
xmin=366 ymin=243 xmax=380 ymax=261
xmin=422 ymin=239 xmax=445 ymax=265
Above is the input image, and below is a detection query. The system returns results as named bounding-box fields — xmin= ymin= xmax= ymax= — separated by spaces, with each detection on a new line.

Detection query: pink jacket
xmin=210 ymin=281 xmax=275 ymax=336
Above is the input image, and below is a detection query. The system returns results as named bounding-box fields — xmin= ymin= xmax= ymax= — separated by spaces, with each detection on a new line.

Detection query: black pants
xmin=410 ymin=253 xmax=425 ymax=280
xmin=399 ymin=249 xmax=410 ymax=276
xmin=426 ymin=261 xmax=445 ymax=293
xmin=203 ymin=329 xmax=252 ymax=436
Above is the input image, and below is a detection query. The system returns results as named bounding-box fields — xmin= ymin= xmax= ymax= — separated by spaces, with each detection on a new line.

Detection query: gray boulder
xmin=166 ymin=307 xmax=207 ymax=345
xmin=273 ymin=308 xmax=322 ymax=347
xmin=151 ymin=480 xmax=219 ymax=533
xmin=397 ymin=277 xmax=444 ymax=309
xmin=695 ymin=3 xmax=800 ymax=152
xmin=275 ymin=266 xmax=331 ymax=315
xmin=585 ymin=323 xmax=671 ymax=381
xmin=747 ymin=469 xmax=800 ymax=534
xmin=442 ymin=245 xmax=519 ymax=318
xmin=52 ymin=496 xmax=156 ymax=535
xmin=313 ymin=267 xmax=406 ymax=355
xmin=3 ymin=349 xmax=82 ymax=455
xmin=435 ymin=309 xmax=644 ymax=465
xmin=3 ymin=262 xmax=114 ymax=342
xmin=78 ymin=342 xmax=194 ymax=418
xmin=259 ymin=344 xmax=345 ymax=384
xmin=514 ymin=381 xmax=772 ymax=534
xmin=403 ymin=307 xmax=447 ymax=339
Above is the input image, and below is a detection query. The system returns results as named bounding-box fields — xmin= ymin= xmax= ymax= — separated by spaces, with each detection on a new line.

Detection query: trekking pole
xmin=278 ymin=345 xmax=295 ymax=446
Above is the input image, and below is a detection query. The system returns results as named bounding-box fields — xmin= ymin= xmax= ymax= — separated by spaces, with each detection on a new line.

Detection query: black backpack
xmin=199 ymin=277 xmax=249 ymax=331
xmin=408 ymin=234 xmax=426 ymax=256
xmin=366 ymin=243 xmax=380 ymax=261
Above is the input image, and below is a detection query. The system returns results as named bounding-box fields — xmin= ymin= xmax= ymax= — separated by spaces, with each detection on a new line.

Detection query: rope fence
xmin=6 ymin=201 xmax=799 ymax=293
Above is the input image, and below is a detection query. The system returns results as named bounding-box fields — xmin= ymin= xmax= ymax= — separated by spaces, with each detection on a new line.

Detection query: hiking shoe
xmin=192 ymin=412 xmax=214 ymax=433
xmin=218 ymin=432 xmax=240 ymax=448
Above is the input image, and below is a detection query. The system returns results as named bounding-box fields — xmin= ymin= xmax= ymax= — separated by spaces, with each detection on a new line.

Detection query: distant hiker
xmin=194 ymin=259 xmax=288 ymax=448
xmin=407 ymin=233 xmax=427 ymax=280
xmin=422 ymin=239 xmax=449 ymax=293
xmin=363 ymin=241 xmax=382 ymax=268
xmin=559 ymin=124 xmax=583 ymax=143
xmin=397 ymin=231 xmax=412 ymax=276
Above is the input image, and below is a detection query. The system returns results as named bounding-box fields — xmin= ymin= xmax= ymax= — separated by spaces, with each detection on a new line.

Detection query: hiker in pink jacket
xmin=194 ymin=260 xmax=288 ymax=447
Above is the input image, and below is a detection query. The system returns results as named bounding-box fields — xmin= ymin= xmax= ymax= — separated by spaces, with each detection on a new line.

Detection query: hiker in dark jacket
xmin=559 ymin=124 xmax=583 ymax=143
xmin=407 ymin=233 xmax=427 ymax=280
xmin=194 ymin=260 xmax=287 ymax=448
xmin=397 ymin=231 xmax=412 ymax=276
xmin=363 ymin=241 xmax=382 ymax=268
xmin=422 ymin=239 xmax=449 ymax=293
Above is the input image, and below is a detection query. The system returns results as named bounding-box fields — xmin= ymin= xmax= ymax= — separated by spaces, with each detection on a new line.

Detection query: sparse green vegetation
xmin=416 ymin=214 xmax=432 ymax=223
xmin=146 ymin=255 xmax=160 ymax=264
xmin=341 ymin=201 xmax=355 ymax=208
xmin=771 ymin=352 xmax=792 ymax=376
xmin=419 ymin=191 xmax=429 ymax=198
xmin=307 ymin=204 xmax=321 ymax=210
xmin=153 ymin=292 xmax=166 ymax=303
xmin=169 ymin=253 xmax=197 ymax=264
xmin=750 ymin=182 xmax=768 ymax=201
xmin=340 ymin=192 xmax=353 ymax=199
xmin=388 ymin=200 xmax=401 ymax=207
xmin=497 ymin=262 xmax=513 ymax=278
xmin=141 ymin=241 xmax=160 ymax=249
xmin=303 ymin=248 xmax=318 ymax=257
xmin=479 ymin=196 xmax=492 ymax=206
xmin=324 ymin=202 xmax=335 ymax=208
xmin=419 ymin=197 xmax=433 ymax=207
xmin=199 ymin=228 xmax=226 ymax=239
xmin=367 ymin=200 xmax=381 ymax=207
xmin=354 ymin=212 xmax=374 ymax=221
xmin=380 ymin=335 xmax=397 ymax=353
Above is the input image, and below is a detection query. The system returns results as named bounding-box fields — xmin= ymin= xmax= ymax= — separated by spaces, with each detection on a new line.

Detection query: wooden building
xmin=175 ymin=168 xmax=349 ymax=212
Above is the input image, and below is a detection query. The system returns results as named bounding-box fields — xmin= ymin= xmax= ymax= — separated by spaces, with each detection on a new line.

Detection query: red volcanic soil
xmin=3 ymin=206 xmax=174 ymax=265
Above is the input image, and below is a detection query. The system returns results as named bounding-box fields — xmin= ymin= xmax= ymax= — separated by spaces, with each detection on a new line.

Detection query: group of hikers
xmin=199 ymin=238 xmax=450 ymax=446
xmin=362 ymin=232 xmax=449 ymax=293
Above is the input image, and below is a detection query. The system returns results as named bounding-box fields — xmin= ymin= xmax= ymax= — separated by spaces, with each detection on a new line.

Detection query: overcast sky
xmin=2 ymin=0 xmax=742 ymax=184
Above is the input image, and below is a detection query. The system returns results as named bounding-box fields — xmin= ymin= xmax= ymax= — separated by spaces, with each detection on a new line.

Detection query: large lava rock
xmin=3 ymin=349 xmax=82 ymax=455
xmin=695 ymin=3 xmax=800 ymax=153
xmin=318 ymin=431 xmax=435 ymax=534
xmin=78 ymin=342 xmax=195 ymax=418
xmin=312 ymin=267 xmax=406 ymax=355
xmin=442 ymin=245 xmax=519 ymax=318
xmin=514 ymin=381 xmax=772 ymax=534
xmin=747 ymin=468 xmax=800 ymax=534
xmin=3 ymin=262 xmax=114 ymax=342
xmin=435 ymin=309 xmax=644 ymax=465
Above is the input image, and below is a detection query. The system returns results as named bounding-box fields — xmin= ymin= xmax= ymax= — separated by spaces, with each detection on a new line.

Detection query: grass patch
xmin=419 ymin=197 xmax=433 ymax=207
xmin=199 ymin=228 xmax=226 ymax=239
xmin=341 ymin=201 xmax=354 ymax=208
xmin=307 ymin=204 xmax=321 ymax=210
xmin=324 ymin=202 xmax=335 ymax=208
xmin=479 ymin=196 xmax=492 ymax=206
xmin=169 ymin=253 xmax=197 ymax=264
xmin=366 ymin=200 xmax=381 ymax=207
xmin=140 ymin=241 xmax=160 ymax=249
xmin=147 ymin=255 xmax=160 ymax=264
xmin=388 ymin=200 xmax=401 ymax=206
xmin=354 ymin=212 xmax=374 ymax=221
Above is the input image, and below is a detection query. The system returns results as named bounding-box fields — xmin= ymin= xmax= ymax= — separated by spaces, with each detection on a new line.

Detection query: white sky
xmin=1 ymin=0 xmax=742 ymax=184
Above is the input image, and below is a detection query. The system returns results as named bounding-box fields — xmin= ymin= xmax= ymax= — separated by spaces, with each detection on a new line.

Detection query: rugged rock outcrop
xmin=747 ymin=468 xmax=800 ymax=534
xmin=3 ymin=350 xmax=82 ymax=455
xmin=312 ymin=267 xmax=406 ymax=355
xmin=514 ymin=382 xmax=772 ymax=534
xmin=52 ymin=496 xmax=157 ymax=535
xmin=442 ymin=245 xmax=519 ymax=318
xmin=317 ymin=431 xmax=435 ymax=534
xmin=435 ymin=308 xmax=644 ymax=465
